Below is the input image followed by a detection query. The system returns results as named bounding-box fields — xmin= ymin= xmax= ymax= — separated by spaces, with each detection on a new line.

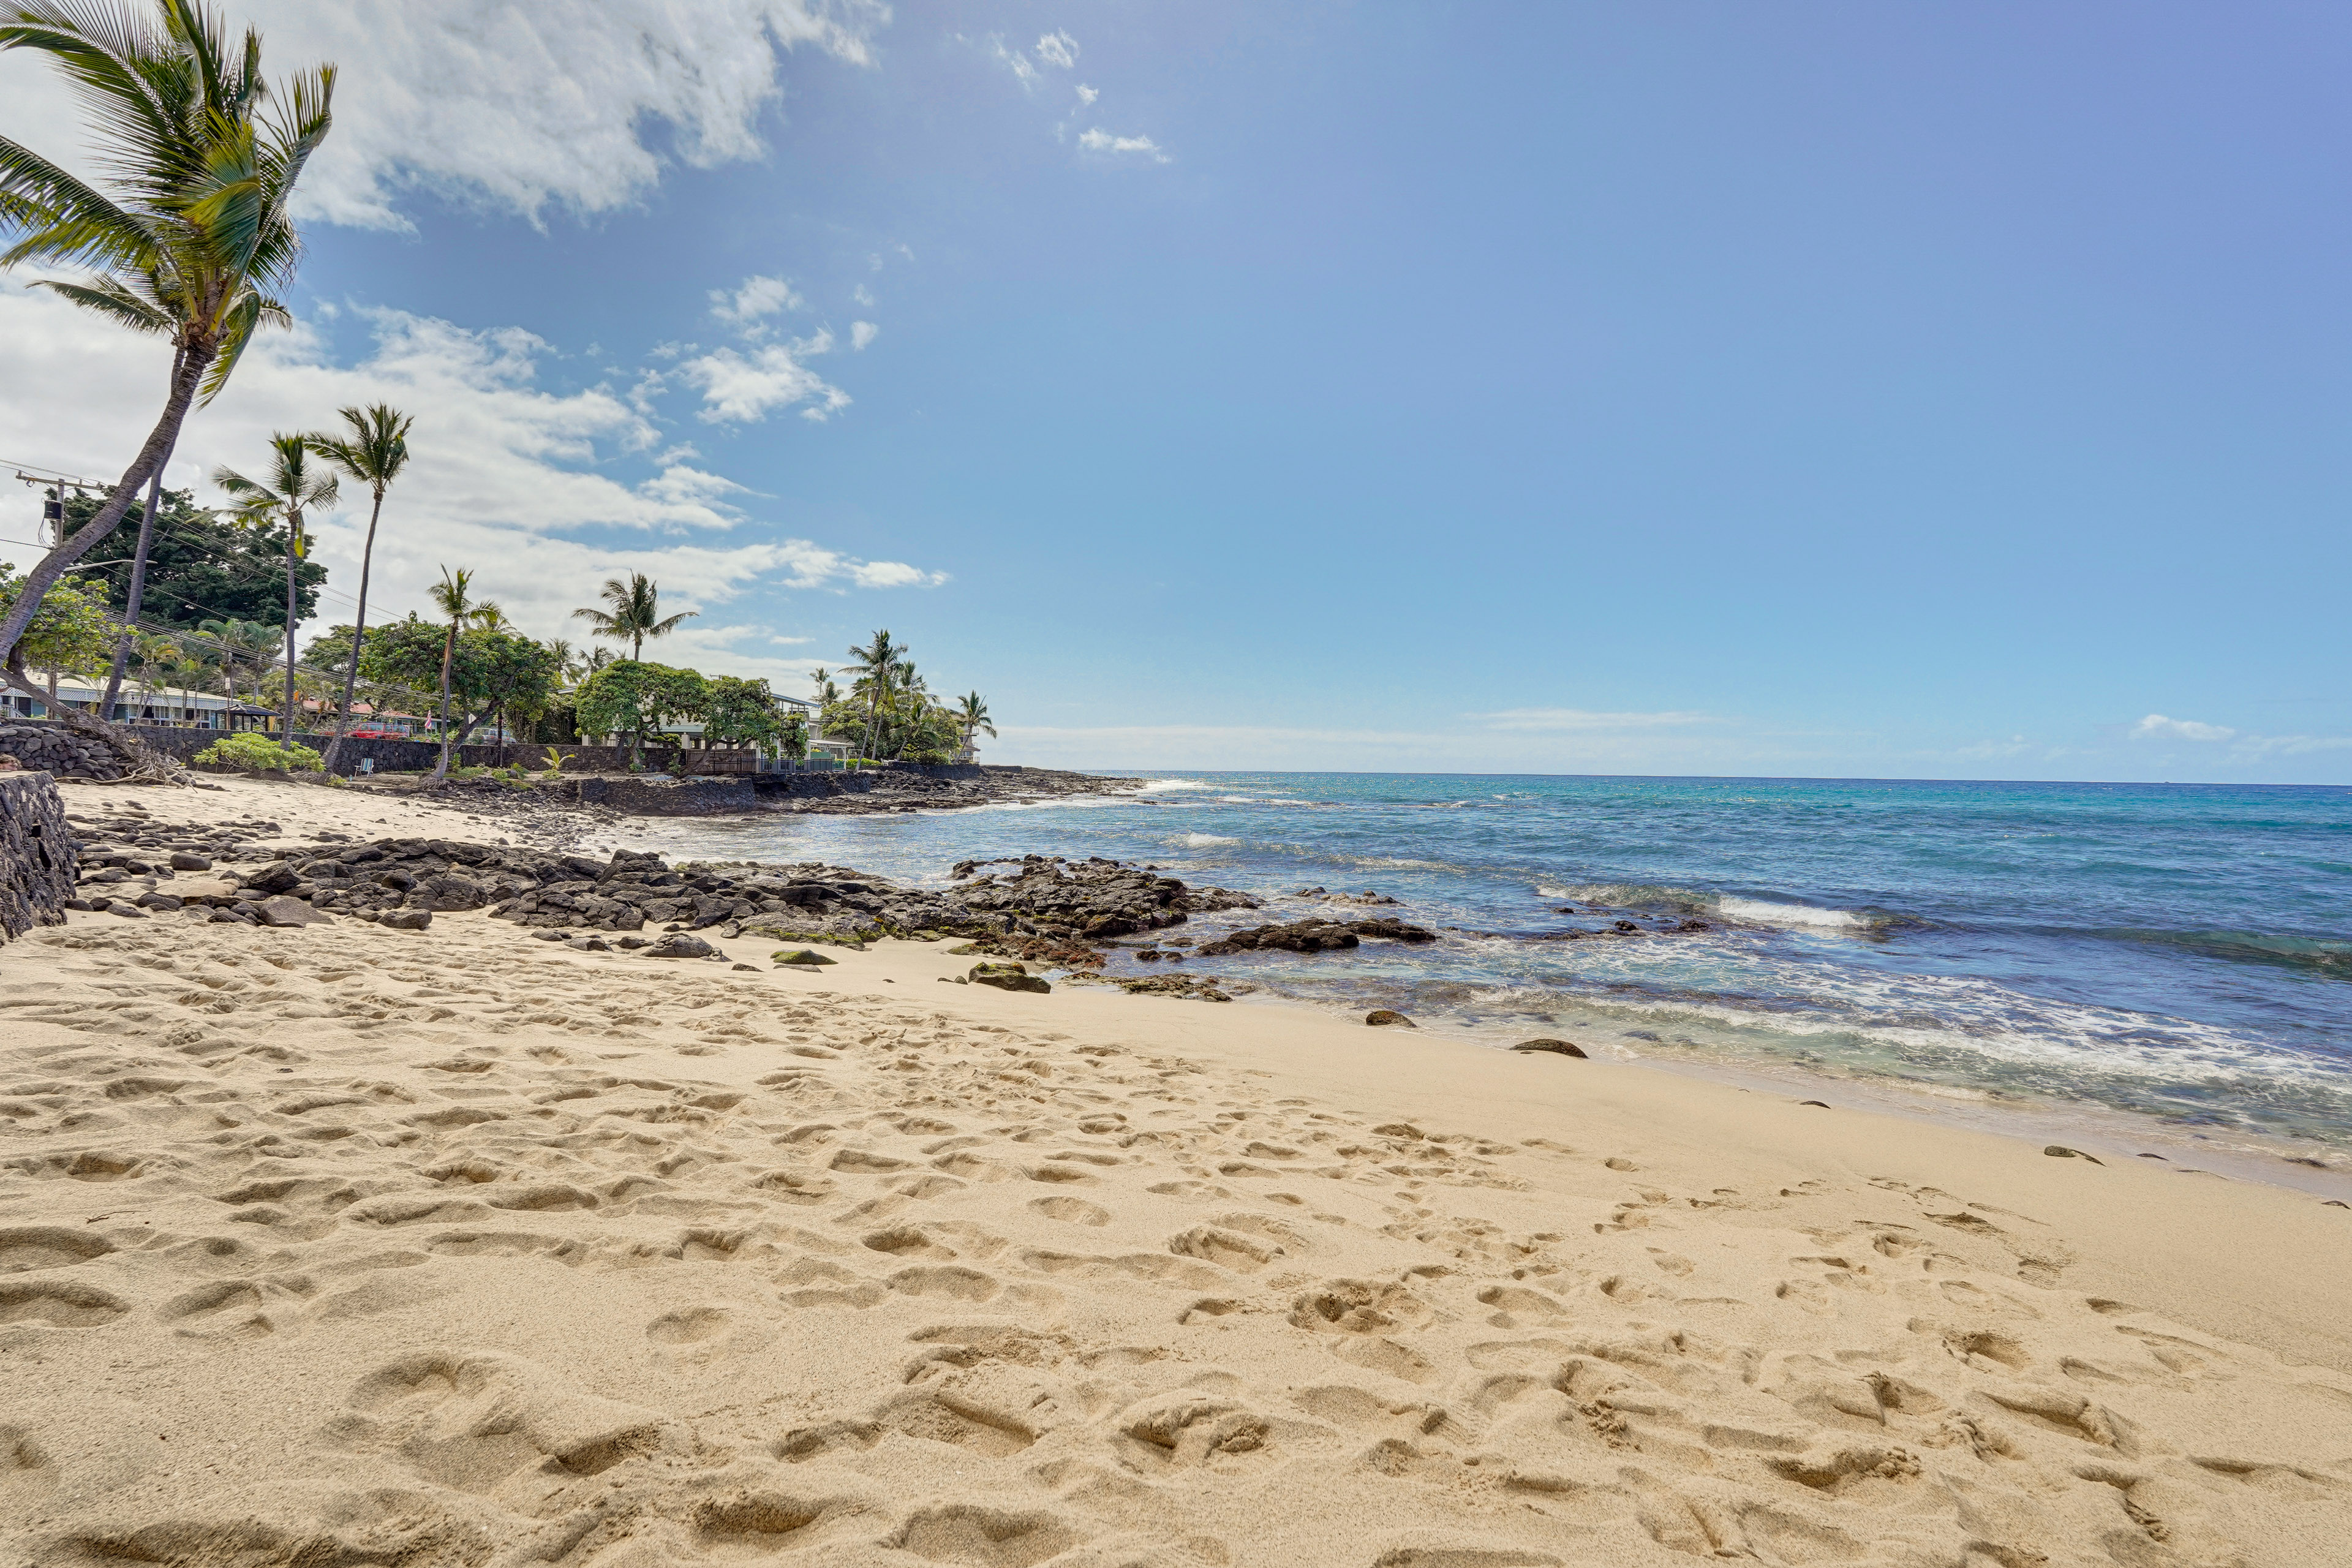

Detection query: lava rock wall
xmin=0 ymin=772 xmax=76 ymax=941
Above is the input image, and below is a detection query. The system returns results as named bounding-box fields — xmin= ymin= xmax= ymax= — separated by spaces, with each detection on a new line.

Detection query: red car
xmin=345 ymin=729 xmax=412 ymax=740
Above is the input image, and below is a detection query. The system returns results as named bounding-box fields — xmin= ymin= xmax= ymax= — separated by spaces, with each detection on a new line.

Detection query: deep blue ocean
xmin=636 ymin=773 xmax=2352 ymax=1155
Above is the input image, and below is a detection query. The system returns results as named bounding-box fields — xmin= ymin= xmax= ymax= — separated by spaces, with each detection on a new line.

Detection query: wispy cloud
xmin=709 ymin=274 xmax=805 ymax=332
xmin=2132 ymin=714 xmax=2236 ymax=742
xmin=0 ymin=288 xmax=932 ymax=639
xmin=1472 ymin=708 xmax=1717 ymax=732
xmin=676 ymin=335 xmax=850 ymax=424
xmin=2128 ymin=713 xmax=2352 ymax=760
xmin=1078 ymin=127 xmax=1171 ymax=162
xmin=850 ymin=320 xmax=880 ymax=350
xmin=1035 ymin=31 xmax=1079 ymax=70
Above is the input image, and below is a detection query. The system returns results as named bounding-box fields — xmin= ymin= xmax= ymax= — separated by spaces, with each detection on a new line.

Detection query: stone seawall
xmin=0 ymin=772 xmax=75 ymax=943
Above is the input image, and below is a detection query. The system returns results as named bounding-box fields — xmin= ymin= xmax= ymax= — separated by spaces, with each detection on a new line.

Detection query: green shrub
xmin=194 ymin=732 xmax=325 ymax=772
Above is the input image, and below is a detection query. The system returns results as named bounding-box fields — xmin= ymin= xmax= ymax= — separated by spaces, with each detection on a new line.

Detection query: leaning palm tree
xmin=215 ymin=432 xmax=335 ymax=758
xmin=304 ymin=402 xmax=410 ymax=771
xmin=0 ymin=1 xmax=334 ymax=697
xmin=426 ymin=566 xmax=473 ymax=783
xmin=953 ymin=692 xmax=995 ymax=761
xmin=572 ymin=571 xmax=692 ymax=660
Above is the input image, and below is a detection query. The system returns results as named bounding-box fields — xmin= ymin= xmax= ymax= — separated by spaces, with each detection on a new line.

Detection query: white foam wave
xmin=1180 ymin=833 xmax=1238 ymax=846
xmin=1139 ymin=778 xmax=1213 ymax=792
xmin=1714 ymin=896 xmax=1871 ymax=931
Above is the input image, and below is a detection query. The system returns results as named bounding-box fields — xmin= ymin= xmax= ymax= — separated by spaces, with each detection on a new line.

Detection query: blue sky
xmin=4 ymin=2 xmax=2348 ymax=781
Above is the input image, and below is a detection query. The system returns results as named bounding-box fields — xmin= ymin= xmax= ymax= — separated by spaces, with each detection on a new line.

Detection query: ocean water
xmin=636 ymin=773 xmax=2352 ymax=1156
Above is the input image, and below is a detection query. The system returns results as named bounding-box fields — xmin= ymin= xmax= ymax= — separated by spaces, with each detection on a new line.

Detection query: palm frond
xmin=32 ymin=273 xmax=173 ymax=333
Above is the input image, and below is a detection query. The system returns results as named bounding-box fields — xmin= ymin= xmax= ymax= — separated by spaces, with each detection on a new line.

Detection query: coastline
xmin=5 ymin=772 xmax=2350 ymax=1563
xmin=101 ymin=772 xmax=2352 ymax=1199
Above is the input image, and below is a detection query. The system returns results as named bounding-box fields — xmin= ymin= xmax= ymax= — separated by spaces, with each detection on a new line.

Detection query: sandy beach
xmin=4 ymin=777 xmax=2349 ymax=1568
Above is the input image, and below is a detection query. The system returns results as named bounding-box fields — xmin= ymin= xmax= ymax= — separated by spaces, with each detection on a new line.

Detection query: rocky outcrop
xmin=0 ymin=772 xmax=75 ymax=943
xmin=1195 ymin=916 xmax=1437 ymax=956
xmin=948 ymin=855 xmax=1261 ymax=940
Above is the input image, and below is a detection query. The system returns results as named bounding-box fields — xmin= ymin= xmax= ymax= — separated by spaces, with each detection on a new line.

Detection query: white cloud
xmin=0 ymin=2 xmax=889 ymax=230
xmin=0 ymin=286 xmax=932 ymax=641
xmin=1076 ymin=83 xmax=1099 ymax=106
xmin=847 ymin=560 xmax=935 ymax=589
xmin=675 ymin=338 xmax=850 ymax=423
xmin=850 ymin=320 xmax=880 ymax=350
xmin=1078 ymin=127 xmax=1170 ymax=162
xmin=1472 ymin=707 xmax=1717 ymax=731
xmin=2132 ymin=714 xmax=2237 ymax=742
xmin=709 ymin=274 xmax=805 ymax=330
xmin=1035 ymin=31 xmax=1079 ymax=69
xmin=989 ymin=35 xmax=1041 ymax=89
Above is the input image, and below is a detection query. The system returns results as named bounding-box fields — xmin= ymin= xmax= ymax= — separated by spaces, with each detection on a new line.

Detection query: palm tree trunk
xmin=0 ymin=341 xmax=214 ymax=734
xmin=322 ymin=484 xmax=383 ymax=775
xmin=431 ymin=625 xmax=457 ymax=783
xmin=98 ymin=345 xmax=187 ymax=722
xmin=282 ymin=521 xmax=299 ymax=758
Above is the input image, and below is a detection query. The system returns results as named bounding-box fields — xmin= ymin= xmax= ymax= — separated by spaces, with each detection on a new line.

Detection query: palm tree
xmin=572 ymin=571 xmax=692 ymax=660
xmin=845 ymin=629 xmax=902 ymax=763
xmin=426 ymin=566 xmax=473 ymax=783
xmin=0 ymin=1 xmax=335 ymax=692
xmin=304 ymin=402 xmax=411 ymax=771
xmin=584 ymin=645 xmax=617 ymax=675
xmin=214 ymin=433 xmax=335 ymax=757
xmin=127 ymin=630 xmax=179 ymax=714
xmin=545 ymin=638 xmax=581 ymax=686
xmin=195 ymin=616 xmax=276 ymax=709
xmin=466 ymin=602 xmax=512 ymax=633
xmin=953 ymin=692 xmax=995 ymax=762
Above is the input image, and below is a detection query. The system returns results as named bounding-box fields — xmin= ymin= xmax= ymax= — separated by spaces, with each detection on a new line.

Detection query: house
xmin=5 ymin=677 xmax=267 ymax=728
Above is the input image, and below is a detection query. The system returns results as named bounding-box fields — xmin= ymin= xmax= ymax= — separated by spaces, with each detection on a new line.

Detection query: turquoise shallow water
xmin=641 ymin=773 xmax=2352 ymax=1152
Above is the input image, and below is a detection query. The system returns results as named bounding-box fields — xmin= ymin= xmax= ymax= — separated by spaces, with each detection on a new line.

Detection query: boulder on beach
xmin=642 ymin=932 xmax=717 ymax=959
xmin=772 ymin=948 xmax=836 ymax=967
xmin=971 ymin=961 xmax=1050 ymax=994
xmin=1512 ymin=1038 xmax=1588 ymax=1058
xmin=1366 ymin=1009 xmax=1415 ymax=1028
xmin=254 ymin=895 xmax=326 ymax=928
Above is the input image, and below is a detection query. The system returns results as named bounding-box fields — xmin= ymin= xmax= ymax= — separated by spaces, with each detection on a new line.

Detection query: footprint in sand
xmin=0 ymin=1227 xmax=115 ymax=1273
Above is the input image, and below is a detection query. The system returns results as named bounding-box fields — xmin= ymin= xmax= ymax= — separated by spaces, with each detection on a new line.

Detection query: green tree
xmin=214 ymin=432 xmax=336 ymax=755
xmin=573 ymin=660 xmax=707 ymax=770
xmin=0 ymin=0 xmax=335 ymax=687
xmin=572 ymin=571 xmax=693 ymax=660
xmin=702 ymin=674 xmax=791 ymax=755
xmin=61 ymin=487 xmax=325 ymax=633
xmin=424 ymin=567 xmax=472 ymax=783
xmin=353 ymin=616 xmax=557 ymax=760
xmin=303 ymin=402 xmax=412 ymax=770
xmin=0 ymin=564 xmax=116 ymax=699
